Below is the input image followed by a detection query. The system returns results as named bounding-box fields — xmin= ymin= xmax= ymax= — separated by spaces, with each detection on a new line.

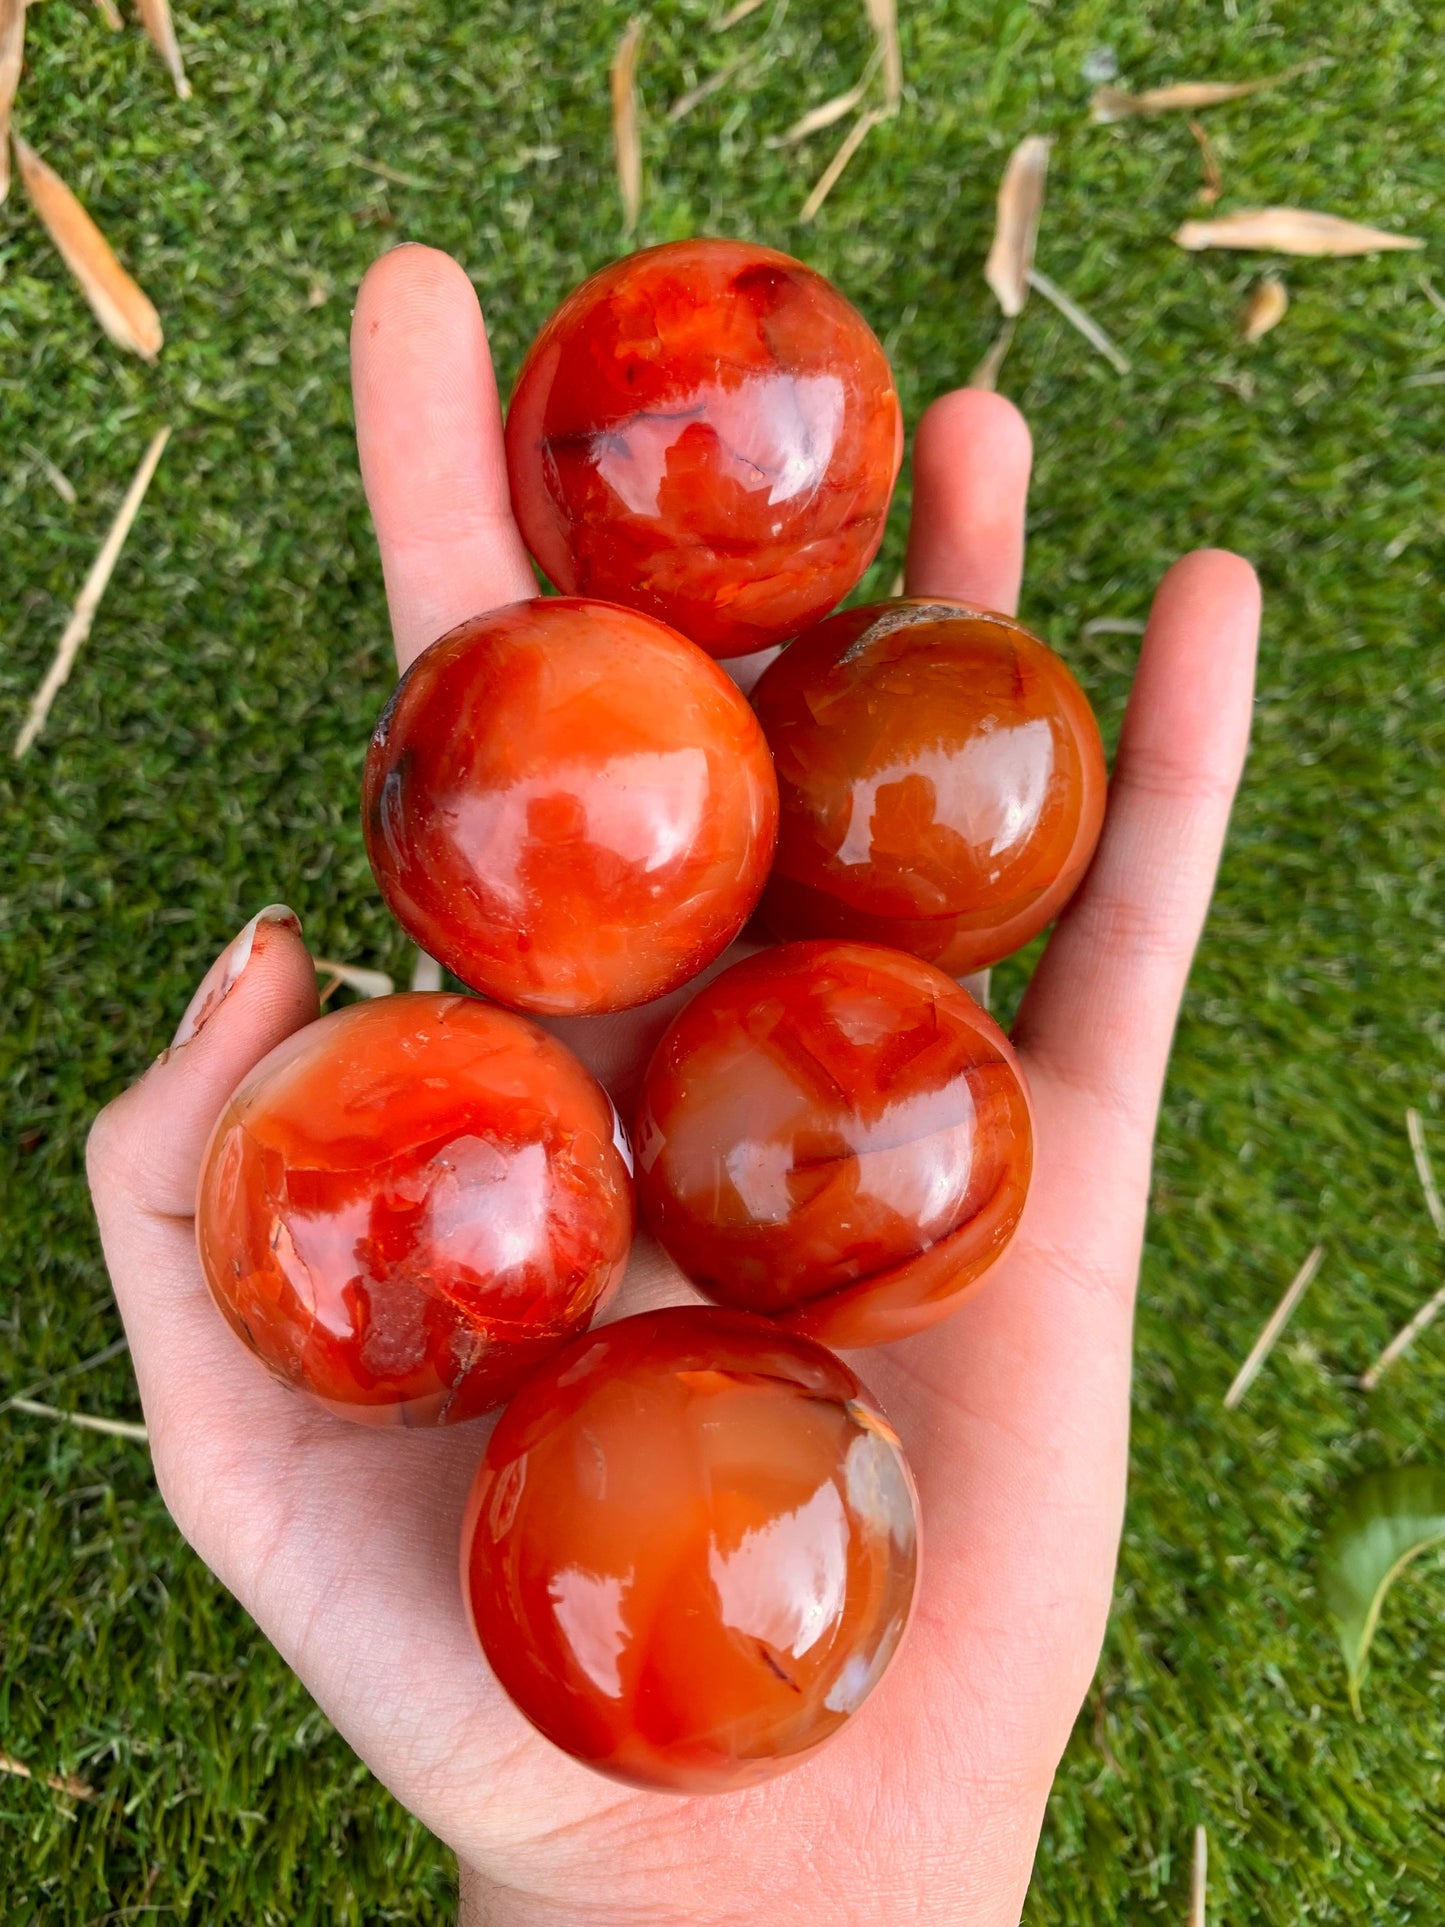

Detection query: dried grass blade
xmin=668 ymin=58 xmax=743 ymax=124
xmin=1091 ymin=64 xmax=1316 ymax=122
xmin=13 ymin=136 xmax=164 ymax=358
xmin=23 ymin=442 xmax=78 ymax=505
xmin=1189 ymin=1825 xmax=1208 ymax=1927
xmin=9 ymin=1395 xmax=149 ymax=1443
xmin=0 ymin=1752 xmax=95 ymax=1800
xmin=1223 ymin=1243 xmax=1325 ymax=1409
xmin=610 ymin=17 xmax=644 ymax=235
xmin=1407 ymin=1107 xmax=1445 ymax=1237
xmin=1026 ymin=266 xmax=1131 ymax=373
xmin=312 ymin=959 xmax=395 ymax=1000
xmin=772 ymin=52 xmax=879 ymax=146
xmin=864 ymin=0 xmax=902 ymax=114
xmin=1175 ymin=209 xmax=1423 ymax=256
xmin=0 ymin=0 xmax=24 ymax=204
xmin=1420 ymin=273 xmax=1445 ymax=318
xmin=1359 ymin=1112 xmax=1445 ymax=1391
xmin=799 ymin=106 xmax=880 ymax=223
xmin=1240 ymin=273 xmax=1288 ymax=341
xmin=969 ymin=317 xmax=1016 ymax=390
xmin=714 ymin=0 xmax=764 ymax=28
xmin=13 ymin=427 xmax=171 ymax=760
xmin=136 ymin=0 xmax=190 ymax=100
xmin=93 ymin=0 xmax=124 ymax=29
xmin=985 ymin=134 xmax=1050 ymax=317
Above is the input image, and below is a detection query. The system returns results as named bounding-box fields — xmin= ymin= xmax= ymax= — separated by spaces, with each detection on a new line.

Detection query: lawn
xmin=2 ymin=0 xmax=1444 ymax=1919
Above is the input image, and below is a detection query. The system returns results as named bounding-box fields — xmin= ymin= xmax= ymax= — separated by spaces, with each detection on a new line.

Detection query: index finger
xmin=351 ymin=244 xmax=535 ymax=671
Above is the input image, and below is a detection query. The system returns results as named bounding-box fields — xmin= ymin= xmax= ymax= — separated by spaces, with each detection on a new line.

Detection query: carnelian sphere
xmin=462 ymin=1305 xmax=919 ymax=1792
xmin=195 ymin=993 xmax=634 ymax=1425
xmin=362 ymin=598 xmax=779 ymax=1015
xmin=752 ymin=599 xmax=1108 ymax=974
xmin=504 ymin=239 xmax=903 ymax=658
xmin=635 ymin=941 xmax=1032 ymax=1348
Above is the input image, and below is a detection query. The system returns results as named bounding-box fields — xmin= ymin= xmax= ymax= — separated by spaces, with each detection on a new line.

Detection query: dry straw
xmin=1092 ymin=68 xmax=1312 ymax=122
xmin=0 ymin=1752 xmax=94 ymax=1800
xmin=1360 ymin=1110 xmax=1445 ymax=1391
xmin=13 ymin=135 xmax=164 ymax=358
xmin=13 ymin=427 xmax=172 ymax=760
xmin=137 ymin=0 xmax=191 ymax=101
xmin=1027 ymin=267 xmax=1131 ymax=374
xmin=799 ymin=107 xmax=881 ymax=222
xmin=9 ymin=1396 xmax=149 ymax=1443
xmin=864 ymin=0 xmax=902 ymax=115
xmin=1224 ymin=1244 xmax=1325 ymax=1409
xmin=1190 ymin=1825 xmax=1208 ymax=1927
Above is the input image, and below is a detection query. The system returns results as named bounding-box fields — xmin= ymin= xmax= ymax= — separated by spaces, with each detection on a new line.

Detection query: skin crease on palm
xmin=86 ymin=245 xmax=1261 ymax=1927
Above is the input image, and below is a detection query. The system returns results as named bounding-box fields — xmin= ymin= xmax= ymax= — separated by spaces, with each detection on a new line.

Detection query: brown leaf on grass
xmin=137 ymin=0 xmax=190 ymax=99
xmin=93 ymin=0 xmax=124 ymax=30
xmin=13 ymin=427 xmax=171 ymax=759
xmin=1091 ymin=64 xmax=1316 ymax=122
xmin=610 ymin=18 xmax=643 ymax=234
xmin=799 ymin=107 xmax=881 ymax=223
xmin=864 ymin=0 xmax=902 ymax=114
xmin=12 ymin=136 xmax=164 ymax=357
xmin=1241 ymin=273 xmax=1288 ymax=341
xmin=1176 ymin=208 xmax=1423 ymax=255
xmin=0 ymin=1752 xmax=95 ymax=1800
xmin=0 ymin=0 xmax=24 ymax=205
xmin=1188 ymin=117 xmax=1221 ymax=204
xmin=984 ymin=134 xmax=1050 ymax=317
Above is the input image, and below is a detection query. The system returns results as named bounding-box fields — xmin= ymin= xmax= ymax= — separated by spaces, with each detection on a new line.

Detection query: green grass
xmin=3 ymin=0 xmax=1444 ymax=1917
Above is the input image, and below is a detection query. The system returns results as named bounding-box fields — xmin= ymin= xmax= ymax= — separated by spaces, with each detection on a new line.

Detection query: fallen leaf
xmin=311 ymin=958 xmax=395 ymax=1000
xmin=0 ymin=1752 xmax=95 ymax=1800
xmin=0 ymin=0 xmax=24 ymax=205
xmin=12 ymin=136 xmax=164 ymax=358
xmin=13 ymin=427 xmax=171 ymax=759
xmin=410 ymin=947 xmax=443 ymax=993
xmin=864 ymin=0 xmax=902 ymax=114
xmin=610 ymin=17 xmax=644 ymax=235
xmin=1027 ymin=266 xmax=1131 ymax=373
xmin=1241 ymin=273 xmax=1288 ymax=340
xmin=984 ymin=135 xmax=1050 ymax=317
xmin=799 ymin=106 xmax=881 ymax=222
xmin=1188 ymin=116 xmax=1221 ymax=203
xmin=1175 ymin=208 xmax=1423 ymax=256
xmin=1091 ymin=64 xmax=1316 ymax=121
xmin=136 ymin=0 xmax=190 ymax=100
xmin=1320 ymin=1465 xmax=1445 ymax=1716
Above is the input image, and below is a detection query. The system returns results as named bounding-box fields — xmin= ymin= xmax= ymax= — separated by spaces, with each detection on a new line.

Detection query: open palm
xmin=88 ymin=245 xmax=1259 ymax=1925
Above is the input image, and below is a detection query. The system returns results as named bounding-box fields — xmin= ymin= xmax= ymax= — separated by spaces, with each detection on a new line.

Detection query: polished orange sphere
xmin=635 ymin=941 xmax=1032 ymax=1347
xmin=504 ymin=240 xmax=903 ymax=658
xmin=195 ymin=994 xmax=634 ymax=1425
xmin=462 ymin=1306 xmax=919 ymax=1792
xmin=362 ymin=598 xmax=778 ymax=1014
xmin=753 ymin=599 xmax=1108 ymax=973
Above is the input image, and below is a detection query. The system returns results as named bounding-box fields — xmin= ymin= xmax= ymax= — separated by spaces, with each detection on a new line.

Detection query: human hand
xmin=88 ymin=243 xmax=1260 ymax=1926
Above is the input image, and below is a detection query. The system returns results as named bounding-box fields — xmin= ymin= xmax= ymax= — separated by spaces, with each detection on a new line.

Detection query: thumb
xmin=89 ymin=905 xmax=319 ymax=1227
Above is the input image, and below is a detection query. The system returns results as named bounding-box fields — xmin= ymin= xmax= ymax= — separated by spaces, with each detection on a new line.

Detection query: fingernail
xmin=171 ymin=904 xmax=301 ymax=1049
